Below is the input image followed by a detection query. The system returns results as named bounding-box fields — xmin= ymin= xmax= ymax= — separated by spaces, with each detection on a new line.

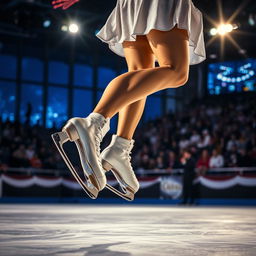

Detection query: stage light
xmin=61 ymin=25 xmax=68 ymax=32
xmin=239 ymin=49 xmax=246 ymax=55
xmin=69 ymin=23 xmax=79 ymax=33
xmin=43 ymin=20 xmax=51 ymax=28
xmin=209 ymin=53 xmax=217 ymax=59
xmin=248 ymin=14 xmax=255 ymax=26
xmin=217 ymin=24 xmax=233 ymax=35
xmin=249 ymin=70 xmax=255 ymax=76
xmin=232 ymin=24 xmax=238 ymax=30
xmin=210 ymin=24 xmax=236 ymax=36
xmin=229 ymin=85 xmax=235 ymax=91
xmin=210 ymin=28 xmax=217 ymax=36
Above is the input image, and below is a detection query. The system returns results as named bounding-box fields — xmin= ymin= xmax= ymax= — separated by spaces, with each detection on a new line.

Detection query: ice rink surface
xmin=0 ymin=204 xmax=255 ymax=256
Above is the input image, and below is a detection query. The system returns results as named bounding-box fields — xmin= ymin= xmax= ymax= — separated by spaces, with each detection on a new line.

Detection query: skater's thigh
xmin=146 ymin=26 xmax=189 ymax=71
xmin=122 ymin=35 xmax=155 ymax=71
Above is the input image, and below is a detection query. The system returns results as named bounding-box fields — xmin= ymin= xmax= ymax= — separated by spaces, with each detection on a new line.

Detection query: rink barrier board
xmin=0 ymin=197 xmax=256 ymax=206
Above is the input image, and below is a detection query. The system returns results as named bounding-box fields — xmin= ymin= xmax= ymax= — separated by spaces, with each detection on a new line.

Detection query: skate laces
xmin=94 ymin=119 xmax=108 ymax=166
xmin=125 ymin=141 xmax=134 ymax=169
xmin=124 ymin=141 xmax=139 ymax=188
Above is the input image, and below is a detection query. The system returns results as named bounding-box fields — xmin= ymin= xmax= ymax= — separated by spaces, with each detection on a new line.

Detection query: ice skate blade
xmin=106 ymin=184 xmax=134 ymax=201
xmin=102 ymin=159 xmax=135 ymax=201
xmin=51 ymin=131 xmax=99 ymax=199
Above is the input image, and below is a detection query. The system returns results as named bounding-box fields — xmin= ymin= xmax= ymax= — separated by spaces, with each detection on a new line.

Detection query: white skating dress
xmin=96 ymin=0 xmax=206 ymax=65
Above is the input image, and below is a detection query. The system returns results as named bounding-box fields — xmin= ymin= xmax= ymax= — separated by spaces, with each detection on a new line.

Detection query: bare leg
xmin=117 ymin=35 xmax=155 ymax=140
xmin=93 ymin=26 xmax=189 ymax=119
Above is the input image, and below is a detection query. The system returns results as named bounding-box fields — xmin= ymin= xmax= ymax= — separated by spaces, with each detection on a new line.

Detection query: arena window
xmin=20 ymin=84 xmax=43 ymax=125
xmin=21 ymin=57 xmax=43 ymax=82
xmin=97 ymin=67 xmax=117 ymax=89
xmin=167 ymin=98 xmax=176 ymax=113
xmin=48 ymin=61 xmax=69 ymax=85
xmin=46 ymin=86 xmax=68 ymax=128
xmin=73 ymin=89 xmax=92 ymax=117
xmin=144 ymin=95 xmax=162 ymax=121
xmin=74 ymin=64 xmax=93 ymax=87
xmin=0 ymin=81 xmax=16 ymax=121
xmin=0 ymin=54 xmax=17 ymax=79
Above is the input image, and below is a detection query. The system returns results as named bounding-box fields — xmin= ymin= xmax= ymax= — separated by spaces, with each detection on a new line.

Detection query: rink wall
xmin=0 ymin=171 xmax=256 ymax=205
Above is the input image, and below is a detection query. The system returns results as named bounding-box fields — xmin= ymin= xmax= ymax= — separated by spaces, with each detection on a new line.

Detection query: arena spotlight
xmin=61 ymin=25 xmax=68 ymax=32
xmin=210 ymin=23 xmax=236 ymax=36
xmin=218 ymin=24 xmax=233 ymax=35
xmin=239 ymin=49 xmax=247 ymax=55
xmin=43 ymin=20 xmax=51 ymax=28
xmin=210 ymin=28 xmax=217 ymax=36
xmin=68 ymin=23 xmax=79 ymax=33
xmin=248 ymin=14 xmax=255 ymax=26
xmin=209 ymin=53 xmax=217 ymax=59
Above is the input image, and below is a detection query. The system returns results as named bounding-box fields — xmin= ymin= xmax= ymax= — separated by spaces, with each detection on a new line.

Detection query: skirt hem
xmin=96 ymin=22 xmax=206 ymax=65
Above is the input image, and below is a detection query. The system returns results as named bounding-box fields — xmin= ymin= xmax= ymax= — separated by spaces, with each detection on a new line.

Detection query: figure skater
xmin=51 ymin=0 xmax=206 ymax=200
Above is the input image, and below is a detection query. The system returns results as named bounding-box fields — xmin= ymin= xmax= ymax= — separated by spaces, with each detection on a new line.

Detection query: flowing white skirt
xmin=96 ymin=0 xmax=206 ymax=65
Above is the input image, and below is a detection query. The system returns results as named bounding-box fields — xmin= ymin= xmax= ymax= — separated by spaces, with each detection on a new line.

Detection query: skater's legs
xmin=93 ymin=26 xmax=189 ymax=118
xmin=117 ymin=35 xmax=155 ymax=140
xmin=145 ymin=27 xmax=189 ymax=69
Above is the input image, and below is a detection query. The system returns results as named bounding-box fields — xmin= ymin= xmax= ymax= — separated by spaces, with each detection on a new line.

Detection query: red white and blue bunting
xmin=0 ymin=174 xmax=161 ymax=197
xmin=0 ymin=174 xmax=256 ymax=198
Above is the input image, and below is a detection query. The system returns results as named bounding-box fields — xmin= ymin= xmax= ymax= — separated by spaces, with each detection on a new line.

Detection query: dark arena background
xmin=0 ymin=0 xmax=256 ymax=255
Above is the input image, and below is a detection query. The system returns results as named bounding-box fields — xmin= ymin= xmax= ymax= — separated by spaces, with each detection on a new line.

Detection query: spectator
xmin=140 ymin=154 xmax=150 ymax=170
xmin=26 ymin=144 xmax=35 ymax=160
xmin=189 ymin=130 xmax=200 ymax=146
xmin=225 ymin=145 xmax=239 ymax=167
xmin=196 ymin=149 xmax=210 ymax=175
xmin=148 ymin=158 xmax=156 ymax=170
xmin=30 ymin=153 xmax=42 ymax=168
xmin=226 ymin=134 xmax=239 ymax=151
xmin=155 ymin=156 xmax=165 ymax=170
xmin=0 ymin=94 xmax=255 ymax=172
xmin=197 ymin=129 xmax=211 ymax=149
xmin=179 ymin=135 xmax=190 ymax=150
xmin=12 ymin=144 xmax=29 ymax=167
xmin=179 ymin=147 xmax=197 ymax=205
xmin=209 ymin=148 xmax=224 ymax=168
xmin=237 ymin=134 xmax=248 ymax=151
xmin=166 ymin=150 xmax=180 ymax=170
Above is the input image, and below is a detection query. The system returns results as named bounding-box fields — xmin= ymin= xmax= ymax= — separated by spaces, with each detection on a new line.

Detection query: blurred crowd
xmin=0 ymin=119 xmax=66 ymax=171
xmin=132 ymin=93 xmax=256 ymax=173
xmin=0 ymin=93 xmax=256 ymax=174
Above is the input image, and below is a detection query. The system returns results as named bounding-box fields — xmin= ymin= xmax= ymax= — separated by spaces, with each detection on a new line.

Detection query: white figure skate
xmin=51 ymin=112 xmax=110 ymax=199
xmin=101 ymin=134 xmax=140 ymax=201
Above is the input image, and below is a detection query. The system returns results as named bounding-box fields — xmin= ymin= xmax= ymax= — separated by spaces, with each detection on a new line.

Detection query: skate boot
xmin=100 ymin=134 xmax=140 ymax=201
xmin=51 ymin=112 xmax=110 ymax=199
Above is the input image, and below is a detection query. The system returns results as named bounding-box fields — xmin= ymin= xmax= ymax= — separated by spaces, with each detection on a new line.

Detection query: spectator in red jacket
xmin=196 ymin=149 xmax=210 ymax=175
xmin=30 ymin=154 xmax=42 ymax=168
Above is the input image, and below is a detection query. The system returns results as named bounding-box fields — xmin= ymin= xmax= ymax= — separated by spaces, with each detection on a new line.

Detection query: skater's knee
xmin=161 ymin=64 xmax=189 ymax=88
xmin=175 ymin=67 xmax=189 ymax=87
